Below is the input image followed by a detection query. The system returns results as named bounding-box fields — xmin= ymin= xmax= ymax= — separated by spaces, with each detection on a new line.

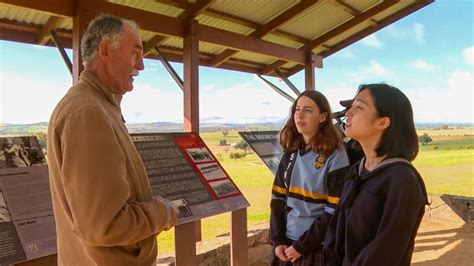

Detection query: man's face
xmin=105 ymin=24 xmax=144 ymax=95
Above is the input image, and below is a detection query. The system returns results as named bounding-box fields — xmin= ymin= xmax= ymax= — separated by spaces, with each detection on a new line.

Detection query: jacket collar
xmin=79 ymin=71 xmax=123 ymax=111
xmin=351 ymin=157 xmax=413 ymax=181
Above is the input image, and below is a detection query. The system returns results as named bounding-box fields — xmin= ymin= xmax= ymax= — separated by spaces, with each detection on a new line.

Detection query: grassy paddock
xmin=158 ymin=128 xmax=473 ymax=254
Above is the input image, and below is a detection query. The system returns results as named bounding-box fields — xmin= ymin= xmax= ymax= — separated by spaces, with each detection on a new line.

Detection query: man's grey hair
xmin=81 ymin=14 xmax=139 ymax=66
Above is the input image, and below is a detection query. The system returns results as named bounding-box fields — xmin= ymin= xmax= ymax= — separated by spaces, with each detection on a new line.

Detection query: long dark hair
xmin=280 ymin=90 xmax=342 ymax=156
xmin=357 ymin=83 xmax=419 ymax=161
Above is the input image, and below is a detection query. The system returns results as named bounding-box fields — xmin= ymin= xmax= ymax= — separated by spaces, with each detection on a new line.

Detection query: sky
xmin=0 ymin=0 xmax=473 ymax=125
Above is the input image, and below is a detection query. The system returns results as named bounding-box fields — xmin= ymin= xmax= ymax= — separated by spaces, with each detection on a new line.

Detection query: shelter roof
xmin=0 ymin=0 xmax=433 ymax=76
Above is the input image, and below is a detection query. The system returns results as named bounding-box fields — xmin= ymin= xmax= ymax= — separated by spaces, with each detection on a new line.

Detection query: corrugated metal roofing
xmin=196 ymin=14 xmax=255 ymax=35
xmin=279 ymin=1 xmax=353 ymax=39
xmin=0 ymin=0 xmax=433 ymax=77
xmin=210 ymin=0 xmax=299 ymax=24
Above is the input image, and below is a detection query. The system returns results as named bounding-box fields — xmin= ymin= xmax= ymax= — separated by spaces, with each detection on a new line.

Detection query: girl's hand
xmin=284 ymin=245 xmax=302 ymax=263
xmin=275 ymin=245 xmax=290 ymax=261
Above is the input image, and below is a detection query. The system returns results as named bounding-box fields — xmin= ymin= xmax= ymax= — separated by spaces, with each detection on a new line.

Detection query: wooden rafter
xmin=0 ymin=0 xmax=73 ymax=16
xmin=204 ymin=8 xmax=258 ymax=28
xmin=143 ymin=35 xmax=167 ymax=56
xmin=0 ymin=18 xmax=40 ymax=33
xmin=155 ymin=0 xmax=318 ymax=44
xmin=203 ymin=9 xmax=310 ymax=45
xmin=260 ymin=60 xmax=287 ymax=75
xmin=87 ymin=2 xmax=306 ymax=64
xmin=178 ymin=0 xmax=211 ymax=20
xmin=208 ymin=49 xmax=237 ymax=66
xmin=319 ymin=0 xmax=434 ymax=58
xmin=154 ymin=0 xmax=190 ymax=9
xmin=199 ymin=24 xmax=305 ymax=64
xmin=328 ymin=0 xmax=378 ymax=27
xmin=302 ymin=0 xmax=399 ymax=51
xmin=286 ymin=0 xmax=433 ymax=77
xmin=37 ymin=16 xmax=63 ymax=45
xmin=252 ymin=0 xmax=319 ymax=38
xmin=142 ymin=0 xmax=210 ymax=56
xmin=0 ymin=0 xmax=434 ymax=79
xmin=208 ymin=0 xmax=317 ymax=67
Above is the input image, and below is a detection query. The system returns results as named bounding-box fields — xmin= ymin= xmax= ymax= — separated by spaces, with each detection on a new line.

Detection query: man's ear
xmin=97 ymin=40 xmax=109 ymax=61
xmin=377 ymin=116 xmax=390 ymax=130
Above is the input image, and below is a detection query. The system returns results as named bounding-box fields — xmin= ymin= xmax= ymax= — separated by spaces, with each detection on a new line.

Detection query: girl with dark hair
xmin=323 ymin=83 xmax=429 ymax=265
xmin=270 ymin=91 xmax=350 ymax=265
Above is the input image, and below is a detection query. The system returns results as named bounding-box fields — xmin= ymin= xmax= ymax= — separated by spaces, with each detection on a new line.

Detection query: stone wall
xmin=428 ymin=194 xmax=474 ymax=223
xmin=156 ymin=222 xmax=272 ymax=266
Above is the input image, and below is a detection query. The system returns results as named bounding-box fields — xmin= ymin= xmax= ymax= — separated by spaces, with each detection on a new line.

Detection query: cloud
xmin=406 ymin=70 xmax=473 ymax=123
xmin=413 ymin=22 xmax=426 ymax=45
xmin=410 ymin=60 xmax=439 ymax=72
xmin=464 ymin=46 xmax=474 ymax=65
xmin=386 ymin=23 xmax=426 ymax=45
xmin=333 ymin=50 xmax=356 ymax=60
xmin=361 ymin=34 xmax=382 ymax=48
xmin=198 ymin=82 xmax=292 ymax=123
xmin=0 ymin=72 xmax=70 ymax=124
xmin=318 ymin=83 xmax=358 ymax=113
xmin=386 ymin=25 xmax=407 ymax=40
xmin=121 ymin=83 xmax=183 ymax=123
xmin=121 ymin=79 xmax=293 ymax=124
xmin=349 ymin=60 xmax=396 ymax=83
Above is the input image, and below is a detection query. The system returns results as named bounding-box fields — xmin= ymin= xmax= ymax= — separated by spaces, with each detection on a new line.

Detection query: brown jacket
xmin=47 ymin=71 xmax=171 ymax=266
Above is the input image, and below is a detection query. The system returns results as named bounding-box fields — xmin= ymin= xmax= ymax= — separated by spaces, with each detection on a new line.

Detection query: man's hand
xmin=165 ymin=201 xmax=179 ymax=231
xmin=153 ymin=196 xmax=179 ymax=231
xmin=284 ymin=245 xmax=302 ymax=263
xmin=275 ymin=245 xmax=290 ymax=261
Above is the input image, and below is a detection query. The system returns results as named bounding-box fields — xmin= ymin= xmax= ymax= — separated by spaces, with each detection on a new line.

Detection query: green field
xmin=158 ymin=128 xmax=473 ymax=254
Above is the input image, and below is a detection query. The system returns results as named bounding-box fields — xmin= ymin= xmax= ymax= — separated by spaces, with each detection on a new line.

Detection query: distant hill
xmin=1 ymin=121 xmax=472 ymax=135
xmin=0 ymin=121 xmax=285 ymax=135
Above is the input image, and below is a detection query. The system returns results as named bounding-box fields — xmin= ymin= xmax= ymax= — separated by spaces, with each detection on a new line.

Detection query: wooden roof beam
xmin=0 ymin=18 xmax=40 ymax=33
xmin=328 ymin=0 xmax=378 ymax=27
xmin=37 ymin=16 xmax=63 ymax=45
xmin=319 ymin=0 xmax=434 ymax=58
xmin=252 ymin=0 xmax=319 ymax=38
xmin=143 ymin=35 xmax=167 ymax=57
xmin=95 ymin=1 xmax=306 ymax=65
xmin=0 ymin=0 xmax=74 ymax=17
xmin=203 ymin=9 xmax=310 ymax=44
xmin=208 ymin=49 xmax=237 ymax=66
xmin=286 ymin=0 xmax=433 ymax=77
xmin=0 ymin=27 xmax=72 ymax=49
xmin=303 ymin=0 xmax=399 ymax=51
xmin=208 ymin=0 xmax=317 ymax=67
xmin=199 ymin=25 xmax=305 ymax=64
xmin=154 ymin=0 xmax=191 ymax=9
xmin=149 ymin=46 xmax=285 ymax=77
xmin=178 ymin=0 xmax=212 ymax=20
xmin=144 ymin=0 xmax=211 ymax=57
xmin=260 ymin=60 xmax=287 ymax=75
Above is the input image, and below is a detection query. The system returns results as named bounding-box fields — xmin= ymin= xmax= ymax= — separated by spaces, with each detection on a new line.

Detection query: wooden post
xmin=231 ymin=208 xmax=248 ymax=266
xmin=72 ymin=7 xmax=92 ymax=85
xmin=175 ymin=222 xmax=197 ymax=266
xmin=183 ymin=19 xmax=199 ymax=133
xmin=175 ymin=19 xmax=200 ymax=266
xmin=304 ymin=51 xmax=316 ymax=91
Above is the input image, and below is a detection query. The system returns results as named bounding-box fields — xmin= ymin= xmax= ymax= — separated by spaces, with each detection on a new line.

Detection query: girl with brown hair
xmin=270 ymin=91 xmax=350 ymax=265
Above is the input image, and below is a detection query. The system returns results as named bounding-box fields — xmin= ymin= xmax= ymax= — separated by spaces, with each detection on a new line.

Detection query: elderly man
xmin=47 ymin=14 xmax=178 ymax=265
